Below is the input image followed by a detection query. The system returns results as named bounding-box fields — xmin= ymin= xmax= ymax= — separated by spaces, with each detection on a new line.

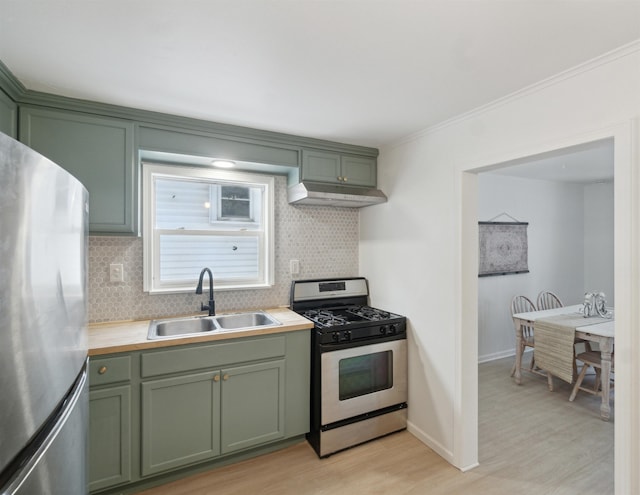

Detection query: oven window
xmin=338 ymin=351 xmax=393 ymax=400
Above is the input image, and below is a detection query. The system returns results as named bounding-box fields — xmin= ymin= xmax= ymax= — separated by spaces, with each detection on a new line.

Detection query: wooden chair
xmin=536 ymin=291 xmax=563 ymax=311
xmin=569 ymin=351 xmax=614 ymax=402
xmin=510 ymin=295 xmax=546 ymax=377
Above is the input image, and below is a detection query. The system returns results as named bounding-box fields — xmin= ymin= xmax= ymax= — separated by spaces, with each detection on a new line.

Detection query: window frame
xmin=142 ymin=162 xmax=275 ymax=294
xmin=208 ymin=183 xmax=261 ymax=224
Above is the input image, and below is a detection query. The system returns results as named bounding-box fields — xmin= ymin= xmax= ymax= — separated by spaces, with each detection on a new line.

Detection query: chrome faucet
xmin=195 ymin=267 xmax=215 ymax=316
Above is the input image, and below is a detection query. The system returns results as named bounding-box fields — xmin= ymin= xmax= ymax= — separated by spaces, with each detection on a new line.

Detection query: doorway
xmin=476 ymin=139 xmax=615 ymax=489
xmin=457 ymin=124 xmax=636 ymax=493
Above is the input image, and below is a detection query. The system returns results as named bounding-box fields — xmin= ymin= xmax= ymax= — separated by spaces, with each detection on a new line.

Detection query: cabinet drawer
xmin=141 ymin=336 xmax=286 ymax=378
xmin=90 ymin=356 xmax=132 ymax=386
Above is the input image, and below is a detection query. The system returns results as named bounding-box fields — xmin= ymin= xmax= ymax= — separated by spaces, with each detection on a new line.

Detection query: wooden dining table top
xmin=513 ymin=304 xmax=615 ymax=337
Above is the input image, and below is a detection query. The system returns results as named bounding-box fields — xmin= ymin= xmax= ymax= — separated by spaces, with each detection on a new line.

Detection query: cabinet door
xmin=89 ymin=385 xmax=131 ymax=492
xmin=0 ymin=89 xmax=17 ymax=138
xmin=301 ymin=149 xmax=342 ymax=184
xmin=19 ymin=106 xmax=136 ymax=234
xmin=220 ymin=360 xmax=285 ymax=454
xmin=141 ymin=371 xmax=221 ymax=476
xmin=341 ymin=155 xmax=376 ymax=187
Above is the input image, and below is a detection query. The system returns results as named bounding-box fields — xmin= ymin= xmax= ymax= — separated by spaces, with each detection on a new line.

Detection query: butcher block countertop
xmin=88 ymin=307 xmax=313 ymax=356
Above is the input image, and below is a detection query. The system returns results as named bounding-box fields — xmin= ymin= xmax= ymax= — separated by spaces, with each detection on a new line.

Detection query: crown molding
xmin=388 ymin=39 xmax=640 ymax=149
xmin=0 ymin=59 xmax=25 ymax=100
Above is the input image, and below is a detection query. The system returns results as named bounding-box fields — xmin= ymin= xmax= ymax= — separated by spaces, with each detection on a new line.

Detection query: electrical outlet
xmin=289 ymin=259 xmax=300 ymax=275
xmin=109 ymin=263 xmax=124 ymax=283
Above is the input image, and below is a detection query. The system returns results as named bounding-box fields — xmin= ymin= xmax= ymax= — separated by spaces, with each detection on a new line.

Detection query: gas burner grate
xmin=302 ymin=309 xmax=348 ymax=328
xmin=347 ymin=305 xmax=392 ymax=321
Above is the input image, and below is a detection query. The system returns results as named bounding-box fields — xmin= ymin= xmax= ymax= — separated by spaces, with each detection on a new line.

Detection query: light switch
xmin=289 ymin=259 xmax=300 ymax=275
xmin=109 ymin=263 xmax=124 ymax=283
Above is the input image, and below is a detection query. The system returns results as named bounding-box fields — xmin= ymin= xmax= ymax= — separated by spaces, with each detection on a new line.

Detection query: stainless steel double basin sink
xmin=148 ymin=311 xmax=282 ymax=340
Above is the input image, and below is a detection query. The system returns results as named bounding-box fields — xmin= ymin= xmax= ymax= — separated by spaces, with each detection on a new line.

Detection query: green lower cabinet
xmin=141 ymin=360 xmax=285 ymax=476
xmin=141 ymin=371 xmax=221 ymax=476
xmin=89 ymin=385 xmax=131 ymax=492
xmin=88 ymin=331 xmax=309 ymax=493
xmin=220 ymin=360 xmax=285 ymax=454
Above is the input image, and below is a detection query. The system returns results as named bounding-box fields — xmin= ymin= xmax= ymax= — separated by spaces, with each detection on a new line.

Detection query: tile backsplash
xmin=88 ymin=175 xmax=359 ymax=323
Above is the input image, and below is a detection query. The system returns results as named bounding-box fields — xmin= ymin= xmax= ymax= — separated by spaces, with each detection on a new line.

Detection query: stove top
xmin=290 ymin=277 xmax=407 ymax=345
xmin=301 ymin=305 xmax=401 ymax=328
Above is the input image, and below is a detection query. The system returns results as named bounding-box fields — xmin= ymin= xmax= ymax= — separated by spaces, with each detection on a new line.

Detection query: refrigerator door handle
xmin=0 ymin=366 xmax=87 ymax=495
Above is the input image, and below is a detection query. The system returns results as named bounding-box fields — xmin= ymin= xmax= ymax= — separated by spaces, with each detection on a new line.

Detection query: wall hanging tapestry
xmin=478 ymin=217 xmax=529 ymax=277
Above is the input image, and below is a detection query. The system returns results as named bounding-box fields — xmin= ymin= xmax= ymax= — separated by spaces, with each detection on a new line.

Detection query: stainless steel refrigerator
xmin=0 ymin=132 xmax=89 ymax=494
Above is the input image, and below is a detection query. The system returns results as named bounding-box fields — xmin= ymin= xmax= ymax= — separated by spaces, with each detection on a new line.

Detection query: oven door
xmin=320 ymin=339 xmax=407 ymax=425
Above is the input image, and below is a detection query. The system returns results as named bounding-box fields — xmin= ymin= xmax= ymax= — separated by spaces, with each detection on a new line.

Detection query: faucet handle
xmin=200 ymin=300 xmax=215 ymax=316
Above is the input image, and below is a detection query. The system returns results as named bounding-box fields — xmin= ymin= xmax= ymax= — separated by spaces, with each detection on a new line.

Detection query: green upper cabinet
xmin=0 ymin=89 xmax=17 ymax=138
xmin=19 ymin=106 xmax=136 ymax=234
xmin=301 ymin=149 xmax=377 ymax=187
xmin=341 ymin=154 xmax=377 ymax=186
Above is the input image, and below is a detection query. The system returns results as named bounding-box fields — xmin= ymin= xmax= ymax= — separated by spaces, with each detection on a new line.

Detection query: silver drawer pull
xmin=98 ymin=366 xmax=108 ymax=375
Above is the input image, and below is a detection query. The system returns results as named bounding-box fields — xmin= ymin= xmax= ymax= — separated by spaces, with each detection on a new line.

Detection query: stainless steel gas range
xmin=290 ymin=277 xmax=408 ymax=458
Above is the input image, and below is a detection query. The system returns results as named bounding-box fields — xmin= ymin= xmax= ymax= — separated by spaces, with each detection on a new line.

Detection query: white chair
xmin=510 ymin=295 xmax=546 ymax=377
xmin=569 ymin=350 xmax=614 ymax=402
xmin=536 ymin=291 xmax=563 ymax=311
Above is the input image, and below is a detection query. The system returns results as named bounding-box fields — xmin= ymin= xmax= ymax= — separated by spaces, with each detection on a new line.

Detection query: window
xmin=142 ymin=163 xmax=274 ymax=293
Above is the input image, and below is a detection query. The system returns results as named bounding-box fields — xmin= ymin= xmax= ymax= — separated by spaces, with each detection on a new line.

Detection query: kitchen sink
xmin=148 ymin=316 xmax=218 ymax=339
xmin=214 ymin=311 xmax=281 ymax=330
xmin=147 ymin=311 xmax=281 ymax=340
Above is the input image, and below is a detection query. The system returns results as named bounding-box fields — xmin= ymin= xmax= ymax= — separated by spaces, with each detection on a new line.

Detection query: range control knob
xmin=332 ymin=332 xmax=339 ymax=341
xmin=379 ymin=325 xmax=387 ymax=335
xmin=389 ymin=324 xmax=397 ymax=334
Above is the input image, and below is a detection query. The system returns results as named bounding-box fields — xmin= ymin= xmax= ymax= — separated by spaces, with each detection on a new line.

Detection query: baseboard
xmin=460 ymin=461 xmax=480 ymax=472
xmin=478 ymin=348 xmax=535 ymax=364
xmin=406 ymin=420 xmax=454 ymax=465
xmin=478 ymin=349 xmax=514 ymax=364
xmin=407 ymin=421 xmax=481 ymax=471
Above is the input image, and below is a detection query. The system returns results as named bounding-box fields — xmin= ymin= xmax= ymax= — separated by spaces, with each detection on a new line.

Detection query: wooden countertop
xmin=89 ymin=307 xmax=313 ymax=356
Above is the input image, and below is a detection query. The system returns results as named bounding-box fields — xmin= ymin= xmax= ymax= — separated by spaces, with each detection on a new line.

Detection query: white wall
xmin=359 ymin=42 xmax=640 ymax=492
xmin=584 ymin=181 xmax=615 ymax=303
xmin=477 ymin=174 xmax=585 ymax=362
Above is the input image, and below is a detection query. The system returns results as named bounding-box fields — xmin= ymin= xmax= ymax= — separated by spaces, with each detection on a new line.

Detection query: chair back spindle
xmin=537 ymin=291 xmax=563 ymax=311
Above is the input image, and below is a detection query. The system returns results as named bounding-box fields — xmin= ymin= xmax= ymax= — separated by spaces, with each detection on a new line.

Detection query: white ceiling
xmin=486 ymin=138 xmax=615 ymax=184
xmin=1 ymin=1 xmax=639 ymax=149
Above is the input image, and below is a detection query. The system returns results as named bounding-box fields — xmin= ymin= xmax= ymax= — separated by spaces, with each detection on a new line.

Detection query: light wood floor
xmin=138 ymin=356 xmax=614 ymax=495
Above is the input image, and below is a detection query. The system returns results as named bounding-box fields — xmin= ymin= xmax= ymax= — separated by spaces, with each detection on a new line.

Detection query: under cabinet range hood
xmin=287 ymin=181 xmax=387 ymax=208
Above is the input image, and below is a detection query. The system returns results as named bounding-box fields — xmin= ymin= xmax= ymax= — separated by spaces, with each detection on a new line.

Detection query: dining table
xmin=511 ymin=304 xmax=615 ymax=421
